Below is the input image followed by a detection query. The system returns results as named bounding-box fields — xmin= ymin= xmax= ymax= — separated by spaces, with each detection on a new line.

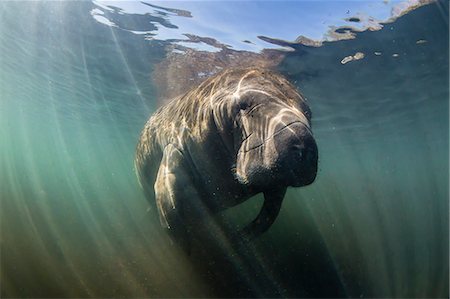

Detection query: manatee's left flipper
xmin=240 ymin=187 xmax=287 ymax=240
xmin=154 ymin=144 xmax=197 ymax=253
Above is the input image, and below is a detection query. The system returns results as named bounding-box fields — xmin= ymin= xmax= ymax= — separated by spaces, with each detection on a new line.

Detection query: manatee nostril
xmin=291 ymin=144 xmax=317 ymax=163
xmin=290 ymin=144 xmax=304 ymax=158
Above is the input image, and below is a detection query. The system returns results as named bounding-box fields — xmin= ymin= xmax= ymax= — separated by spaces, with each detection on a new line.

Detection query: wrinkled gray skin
xmin=135 ymin=68 xmax=318 ymax=250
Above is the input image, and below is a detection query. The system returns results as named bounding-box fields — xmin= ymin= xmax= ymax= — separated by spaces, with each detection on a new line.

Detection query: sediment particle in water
xmin=340 ymin=51 xmax=365 ymax=64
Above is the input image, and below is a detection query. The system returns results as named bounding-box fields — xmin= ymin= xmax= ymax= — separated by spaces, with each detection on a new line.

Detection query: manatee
xmin=135 ymin=67 xmax=318 ymax=248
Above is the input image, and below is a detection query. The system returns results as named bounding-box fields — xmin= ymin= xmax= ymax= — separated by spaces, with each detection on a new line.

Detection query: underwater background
xmin=1 ymin=1 xmax=448 ymax=297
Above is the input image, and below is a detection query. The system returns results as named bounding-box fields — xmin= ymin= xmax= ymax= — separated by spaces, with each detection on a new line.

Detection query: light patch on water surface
xmin=174 ymin=41 xmax=222 ymax=53
xmin=340 ymin=52 xmax=365 ymax=64
xmin=91 ymin=12 xmax=117 ymax=27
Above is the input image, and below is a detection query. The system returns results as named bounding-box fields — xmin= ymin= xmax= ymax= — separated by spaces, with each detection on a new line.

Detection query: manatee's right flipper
xmin=154 ymin=144 xmax=197 ymax=253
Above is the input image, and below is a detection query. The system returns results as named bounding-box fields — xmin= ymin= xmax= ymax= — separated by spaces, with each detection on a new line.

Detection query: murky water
xmin=1 ymin=1 xmax=448 ymax=297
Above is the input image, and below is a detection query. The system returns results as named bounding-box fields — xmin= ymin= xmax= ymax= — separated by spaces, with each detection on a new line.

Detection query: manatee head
xmin=211 ymin=69 xmax=318 ymax=191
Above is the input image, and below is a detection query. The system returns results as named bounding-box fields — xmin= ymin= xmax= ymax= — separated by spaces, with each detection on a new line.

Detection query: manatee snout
xmin=273 ymin=122 xmax=318 ymax=187
xmin=236 ymin=118 xmax=318 ymax=189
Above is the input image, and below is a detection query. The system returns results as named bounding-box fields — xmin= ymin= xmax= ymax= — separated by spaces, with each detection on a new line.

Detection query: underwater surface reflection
xmin=0 ymin=1 xmax=448 ymax=297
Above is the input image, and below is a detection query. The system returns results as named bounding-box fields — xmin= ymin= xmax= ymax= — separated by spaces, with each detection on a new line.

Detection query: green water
xmin=1 ymin=1 xmax=448 ymax=297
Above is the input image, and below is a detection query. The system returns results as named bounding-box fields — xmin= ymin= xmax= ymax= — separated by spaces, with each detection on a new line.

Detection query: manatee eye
xmin=239 ymin=101 xmax=250 ymax=111
xmin=304 ymin=110 xmax=310 ymax=118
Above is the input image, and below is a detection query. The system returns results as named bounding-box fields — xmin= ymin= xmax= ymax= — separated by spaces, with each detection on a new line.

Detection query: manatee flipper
xmin=240 ymin=187 xmax=287 ymax=240
xmin=154 ymin=144 xmax=195 ymax=253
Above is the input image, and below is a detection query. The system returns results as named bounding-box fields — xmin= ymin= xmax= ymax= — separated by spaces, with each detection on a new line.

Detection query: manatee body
xmin=135 ymin=67 xmax=318 ymax=247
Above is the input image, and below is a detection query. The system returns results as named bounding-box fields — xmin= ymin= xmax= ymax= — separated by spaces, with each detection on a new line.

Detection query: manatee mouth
xmin=239 ymin=120 xmax=309 ymax=153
